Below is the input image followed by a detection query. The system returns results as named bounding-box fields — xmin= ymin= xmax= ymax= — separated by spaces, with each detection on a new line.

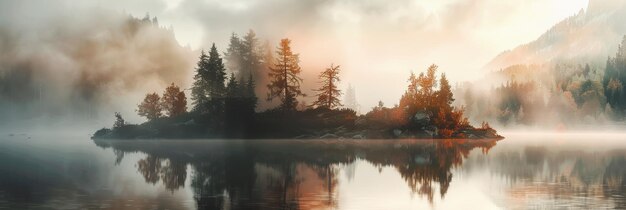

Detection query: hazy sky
xmin=0 ymin=0 xmax=589 ymax=110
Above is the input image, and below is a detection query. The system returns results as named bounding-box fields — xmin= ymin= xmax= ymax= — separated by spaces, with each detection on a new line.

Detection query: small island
xmin=93 ymin=35 xmax=501 ymax=140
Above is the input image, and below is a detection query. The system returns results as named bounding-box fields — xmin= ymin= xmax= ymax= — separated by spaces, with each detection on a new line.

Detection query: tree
xmin=240 ymin=30 xmax=262 ymax=80
xmin=191 ymin=50 xmax=209 ymax=112
xmin=436 ymin=73 xmax=454 ymax=113
xmin=224 ymin=33 xmax=242 ymax=75
xmin=604 ymin=35 xmax=626 ymax=114
xmin=191 ymin=44 xmax=227 ymax=114
xmin=312 ymin=64 xmax=342 ymax=109
xmin=162 ymin=83 xmax=186 ymax=117
xmin=243 ymin=73 xmax=258 ymax=112
xmin=343 ymin=84 xmax=360 ymax=113
xmin=400 ymin=64 xmax=439 ymax=117
xmin=174 ymin=91 xmax=187 ymax=116
xmin=205 ymin=44 xmax=227 ymax=113
xmin=113 ymin=112 xmax=125 ymax=129
xmin=267 ymin=38 xmax=305 ymax=110
xmin=137 ymin=92 xmax=162 ymax=120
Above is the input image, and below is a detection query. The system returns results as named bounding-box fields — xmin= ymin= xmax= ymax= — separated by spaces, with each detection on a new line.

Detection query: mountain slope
xmin=485 ymin=0 xmax=626 ymax=71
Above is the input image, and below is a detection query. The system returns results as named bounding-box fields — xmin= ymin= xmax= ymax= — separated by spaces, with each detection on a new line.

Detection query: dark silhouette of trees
xmin=312 ymin=64 xmax=342 ymax=109
xmin=191 ymin=44 xmax=227 ymax=114
xmin=224 ymin=73 xmax=257 ymax=134
xmin=191 ymin=50 xmax=210 ymax=112
xmin=113 ymin=112 xmax=125 ymax=129
xmin=604 ymin=35 xmax=626 ymax=115
xmin=267 ymin=38 xmax=305 ymax=110
xmin=137 ymin=92 xmax=162 ymax=120
xmin=225 ymin=73 xmax=242 ymax=115
xmin=244 ymin=73 xmax=258 ymax=113
xmin=162 ymin=83 xmax=187 ymax=117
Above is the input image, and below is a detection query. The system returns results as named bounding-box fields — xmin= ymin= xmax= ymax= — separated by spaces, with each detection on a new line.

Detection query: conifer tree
xmin=267 ymin=38 xmax=305 ymax=110
xmin=191 ymin=44 xmax=227 ymax=114
xmin=224 ymin=33 xmax=242 ymax=75
xmin=113 ymin=112 xmax=125 ymax=129
xmin=344 ymin=84 xmax=360 ymax=113
xmin=437 ymin=73 xmax=454 ymax=112
xmin=244 ymin=73 xmax=258 ymax=112
xmin=137 ymin=92 xmax=162 ymax=120
xmin=312 ymin=64 xmax=342 ymax=109
xmin=240 ymin=30 xmax=262 ymax=79
xmin=205 ymin=44 xmax=227 ymax=114
xmin=225 ymin=73 xmax=241 ymax=124
xmin=191 ymin=50 xmax=210 ymax=112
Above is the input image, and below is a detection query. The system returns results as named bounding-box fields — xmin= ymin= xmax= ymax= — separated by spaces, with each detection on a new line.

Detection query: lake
xmin=0 ymin=132 xmax=624 ymax=209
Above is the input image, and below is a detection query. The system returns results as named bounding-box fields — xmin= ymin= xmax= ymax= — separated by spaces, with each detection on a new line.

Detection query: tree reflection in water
xmin=95 ymin=139 xmax=497 ymax=209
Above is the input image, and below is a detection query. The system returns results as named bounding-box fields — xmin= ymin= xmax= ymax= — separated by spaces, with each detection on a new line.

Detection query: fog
xmin=5 ymin=0 xmax=622 ymax=132
xmin=0 ymin=2 xmax=195 ymax=131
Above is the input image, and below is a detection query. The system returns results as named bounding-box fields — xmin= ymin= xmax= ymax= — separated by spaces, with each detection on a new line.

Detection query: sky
xmin=0 ymin=0 xmax=589 ymax=111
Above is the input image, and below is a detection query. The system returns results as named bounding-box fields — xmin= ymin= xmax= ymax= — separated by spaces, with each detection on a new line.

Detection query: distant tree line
xmin=456 ymin=36 xmax=626 ymax=127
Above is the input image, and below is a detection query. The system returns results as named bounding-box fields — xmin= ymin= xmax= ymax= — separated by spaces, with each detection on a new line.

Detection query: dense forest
xmin=458 ymin=37 xmax=626 ymax=128
xmin=93 ymin=28 xmax=501 ymax=139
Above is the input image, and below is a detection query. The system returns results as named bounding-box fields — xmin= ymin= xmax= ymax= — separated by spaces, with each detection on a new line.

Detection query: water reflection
xmin=2 ymin=134 xmax=625 ymax=209
xmin=95 ymin=139 xmax=497 ymax=209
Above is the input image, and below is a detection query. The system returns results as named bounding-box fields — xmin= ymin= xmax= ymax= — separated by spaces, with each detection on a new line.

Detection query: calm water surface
xmin=0 ymin=132 xmax=625 ymax=209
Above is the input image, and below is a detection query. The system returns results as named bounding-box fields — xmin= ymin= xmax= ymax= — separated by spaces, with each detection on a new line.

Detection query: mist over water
xmin=1 ymin=1 xmax=626 ymax=209
xmin=0 ymin=132 xmax=625 ymax=209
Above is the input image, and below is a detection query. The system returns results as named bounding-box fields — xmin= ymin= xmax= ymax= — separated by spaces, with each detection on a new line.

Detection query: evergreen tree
xmin=436 ymin=73 xmax=454 ymax=112
xmin=224 ymin=73 xmax=244 ymax=130
xmin=161 ymin=83 xmax=186 ymax=117
xmin=113 ymin=112 xmax=125 ymax=129
xmin=312 ymin=64 xmax=342 ymax=109
xmin=137 ymin=92 xmax=162 ymax=120
xmin=240 ymin=30 xmax=262 ymax=80
xmin=191 ymin=44 xmax=227 ymax=115
xmin=244 ymin=73 xmax=258 ymax=112
xmin=267 ymin=38 xmax=305 ymax=110
xmin=191 ymin=50 xmax=209 ymax=112
xmin=224 ymin=33 xmax=242 ymax=76
xmin=604 ymin=36 xmax=626 ymax=114
xmin=206 ymin=44 xmax=227 ymax=114
xmin=343 ymin=84 xmax=360 ymax=113
xmin=226 ymin=73 xmax=241 ymax=99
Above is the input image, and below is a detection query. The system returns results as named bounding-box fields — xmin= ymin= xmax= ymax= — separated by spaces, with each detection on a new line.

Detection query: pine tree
xmin=191 ymin=50 xmax=210 ymax=112
xmin=604 ymin=36 xmax=626 ymax=113
xmin=312 ymin=64 xmax=342 ymax=109
xmin=224 ymin=33 xmax=242 ymax=75
xmin=240 ymin=30 xmax=262 ymax=80
xmin=244 ymin=73 xmax=258 ymax=112
xmin=343 ymin=84 xmax=359 ymax=113
xmin=437 ymin=73 xmax=454 ymax=113
xmin=191 ymin=44 xmax=227 ymax=114
xmin=206 ymin=44 xmax=227 ymax=114
xmin=267 ymin=38 xmax=305 ymax=110
xmin=113 ymin=112 xmax=125 ymax=129
xmin=225 ymin=73 xmax=242 ymax=125
xmin=137 ymin=92 xmax=162 ymax=120
xmin=162 ymin=83 xmax=186 ymax=117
